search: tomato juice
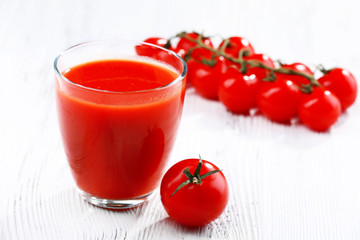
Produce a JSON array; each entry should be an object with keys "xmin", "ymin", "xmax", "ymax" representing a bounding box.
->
[{"xmin": 56, "ymin": 58, "xmax": 186, "ymax": 200}]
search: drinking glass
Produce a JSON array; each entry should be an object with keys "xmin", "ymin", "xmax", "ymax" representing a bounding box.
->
[{"xmin": 54, "ymin": 40, "xmax": 187, "ymax": 209}]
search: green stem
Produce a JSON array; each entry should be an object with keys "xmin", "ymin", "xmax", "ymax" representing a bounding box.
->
[{"xmin": 170, "ymin": 156, "xmax": 222, "ymax": 197}]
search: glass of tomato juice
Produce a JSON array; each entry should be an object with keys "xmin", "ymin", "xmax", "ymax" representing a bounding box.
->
[{"xmin": 54, "ymin": 40, "xmax": 187, "ymax": 209}]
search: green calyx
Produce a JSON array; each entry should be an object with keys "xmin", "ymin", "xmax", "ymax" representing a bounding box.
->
[
  {"xmin": 300, "ymin": 83, "xmax": 314, "ymax": 94},
  {"xmin": 163, "ymin": 40, "xmax": 172, "ymax": 49},
  {"xmin": 170, "ymin": 156, "xmax": 222, "ymax": 197},
  {"xmin": 316, "ymin": 64, "xmax": 332, "ymax": 75},
  {"xmin": 201, "ymin": 55, "xmax": 218, "ymax": 67},
  {"xmin": 263, "ymin": 70, "xmax": 276, "ymax": 82}
]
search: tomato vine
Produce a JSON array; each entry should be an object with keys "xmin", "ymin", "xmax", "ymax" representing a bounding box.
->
[{"xmin": 174, "ymin": 31, "xmax": 320, "ymax": 93}]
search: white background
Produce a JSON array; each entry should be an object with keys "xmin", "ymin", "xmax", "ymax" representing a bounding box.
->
[{"xmin": 1, "ymin": 0, "xmax": 360, "ymax": 239}]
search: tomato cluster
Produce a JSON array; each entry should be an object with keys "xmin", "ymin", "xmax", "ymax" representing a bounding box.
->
[{"xmin": 139, "ymin": 33, "xmax": 357, "ymax": 132}]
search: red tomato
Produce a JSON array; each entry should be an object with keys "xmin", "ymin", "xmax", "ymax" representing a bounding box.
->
[
  {"xmin": 317, "ymin": 68, "xmax": 357, "ymax": 111},
  {"xmin": 136, "ymin": 37, "xmax": 173, "ymax": 56},
  {"xmin": 257, "ymin": 79, "xmax": 302, "ymax": 123},
  {"xmin": 218, "ymin": 58, "xmax": 241, "ymax": 74},
  {"xmin": 244, "ymin": 53, "xmax": 275, "ymax": 81},
  {"xmin": 175, "ymin": 32, "xmax": 213, "ymax": 61},
  {"xmin": 218, "ymin": 36, "xmax": 255, "ymax": 58},
  {"xmin": 298, "ymin": 87, "xmax": 341, "ymax": 131},
  {"xmin": 160, "ymin": 157, "xmax": 229, "ymax": 227},
  {"xmin": 135, "ymin": 37, "xmax": 176, "ymax": 63},
  {"xmin": 143, "ymin": 37, "xmax": 173, "ymax": 49},
  {"xmin": 187, "ymin": 57, "xmax": 224, "ymax": 100},
  {"xmin": 218, "ymin": 67, "xmax": 260, "ymax": 114},
  {"xmin": 276, "ymin": 62, "xmax": 313, "ymax": 86},
  {"xmin": 218, "ymin": 53, "xmax": 274, "ymax": 78}
]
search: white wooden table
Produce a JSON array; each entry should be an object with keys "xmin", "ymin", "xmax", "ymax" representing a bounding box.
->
[{"xmin": 1, "ymin": 0, "xmax": 360, "ymax": 239}]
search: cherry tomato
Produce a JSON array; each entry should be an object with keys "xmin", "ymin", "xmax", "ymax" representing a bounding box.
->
[
  {"xmin": 317, "ymin": 68, "xmax": 357, "ymax": 111},
  {"xmin": 244, "ymin": 53, "xmax": 275, "ymax": 81},
  {"xmin": 160, "ymin": 157, "xmax": 229, "ymax": 227},
  {"xmin": 187, "ymin": 57, "xmax": 223, "ymax": 100},
  {"xmin": 257, "ymin": 79, "xmax": 302, "ymax": 123},
  {"xmin": 175, "ymin": 32, "xmax": 213, "ymax": 61},
  {"xmin": 218, "ymin": 58, "xmax": 241, "ymax": 75},
  {"xmin": 218, "ymin": 53, "xmax": 274, "ymax": 79},
  {"xmin": 218, "ymin": 67, "xmax": 260, "ymax": 114},
  {"xmin": 136, "ymin": 37, "xmax": 173, "ymax": 56},
  {"xmin": 218, "ymin": 36, "xmax": 255, "ymax": 58},
  {"xmin": 276, "ymin": 62, "xmax": 313, "ymax": 86},
  {"xmin": 143, "ymin": 37, "xmax": 173, "ymax": 49},
  {"xmin": 135, "ymin": 37, "xmax": 176, "ymax": 63},
  {"xmin": 298, "ymin": 87, "xmax": 341, "ymax": 131}
]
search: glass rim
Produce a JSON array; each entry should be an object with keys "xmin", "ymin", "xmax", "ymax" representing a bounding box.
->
[{"xmin": 53, "ymin": 39, "xmax": 187, "ymax": 94}]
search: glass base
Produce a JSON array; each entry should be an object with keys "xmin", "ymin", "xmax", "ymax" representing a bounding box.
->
[{"xmin": 78, "ymin": 189, "xmax": 153, "ymax": 210}]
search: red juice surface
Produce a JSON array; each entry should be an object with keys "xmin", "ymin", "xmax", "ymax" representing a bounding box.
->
[{"xmin": 56, "ymin": 59, "xmax": 185, "ymax": 199}]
